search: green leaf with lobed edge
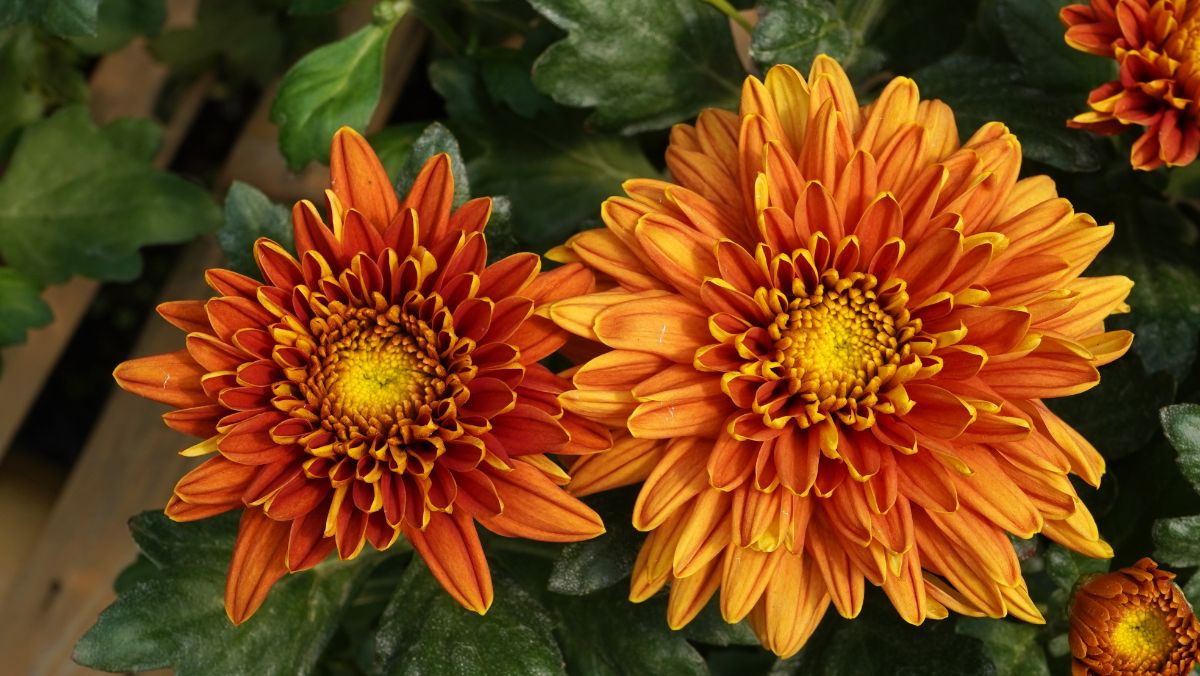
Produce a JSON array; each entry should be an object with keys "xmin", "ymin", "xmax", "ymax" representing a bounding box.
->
[
  {"xmin": 750, "ymin": 0, "xmax": 884, "ymax": 80},
  {"xmin": 271, "ymin": 17, "xmax": 397, "ymax": 169},
  {"xmin": 528, "ymin": 0, "xmax": 744, "ymax": 134},
  {"xmin": 1161, "ymin": 404, "xmax": 1200, "ymax": 494},
  {"xmin": 0, "ymin": 106, "xmax": 220, "ymax": 285},
  {"xmin": 431, "ymin": 56, "xmax": 658, "ymax": 253},
  {"xmin": 74, "ymin": 512, "xmax": 377, "ymax": 676},
  {"xmin": 0, "ymin": 266, "xmax": 51, "ymax": 346},
  {"xmin": 218, "ymin": 182, "xmax": 295, "ymax": 278},
  {"xmin": 915, "ymin": 55, "xmax": 1104, "ymax": 172},
  {"xmin": 373, "ymin": 558, "xmax": 564, "ymax": 675},
  {"xmin": 956, "ymin": 618, "xmax": 1051, "ymax": 676}
]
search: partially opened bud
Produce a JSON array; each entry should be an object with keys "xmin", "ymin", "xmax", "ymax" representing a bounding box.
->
[{"xmin": 1070, "ymin": 558, "xmax": 1200, "ymax": 675}]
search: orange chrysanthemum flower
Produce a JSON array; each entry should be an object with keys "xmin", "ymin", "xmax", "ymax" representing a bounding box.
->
[
  {"xmin": 1062, "ymin": 0, "xmax": 1200, "ymax": 169},
  {"xmin": 552, "ymin": 57, "xmax": 1134, "ymax": 657},
  {"xmin": 1070, "ymin": 558, "xmax": 1200, "ymax": 675},
  {"xmin": 113, "ymin": 128, "xmax": 608, "ymax": 623}
]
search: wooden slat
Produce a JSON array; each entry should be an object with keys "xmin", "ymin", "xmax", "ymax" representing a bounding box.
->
[
  {"xmin": 0, "ymin": 14, "xmax": 425, "ymax": 675},
  {"xmin": 0, "ymin": 0, "xmax": 202, "ymax": 462}
]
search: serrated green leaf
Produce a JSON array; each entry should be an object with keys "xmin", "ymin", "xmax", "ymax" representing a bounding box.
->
[
  {"xmin": 993, "ymin": 0, "xmax": 1113, "ymax": 92},
  {"xmin": 1153, "ymin": 515, "xmax": 1200, "ymax": 567},
  {"xmin": 0, "ymin": 266, "xmax": 51, "ymax": 346},
  {"xmin": 0, "ymin": 106, "xmax": 220, "ymax": 284},
  {"xmin": 480, "ymin": 46, "xmax": 555, "ymax": 119},
  {"xmin": 1161, "ymin": 404, "xmax": 1200, "ymax": 495},
  {"xmin": 218, "ymin": 182, "xmax": 294, "ymax": 278},
  {"xmin": 548, "ymin": 488, "xmax": 642, "ymax": 596},
  {"xmin": 271, "ymin": 20, "xmax": 396, "ymax": 170},
  {"xmin": 71, "ymin": 0, "xmax": 165, "ymax": 54},
  {"xmin": 74, "ymin": 512, "xmax": 377, "ymax": 676},
  {"xmin": 528, "ymin": 0, "xmax": 743, "ymax": 133},
  {"xmin": 750, "ymin": 0, "xmax": 884, "ymax": 80},
  {"xmin": 915, "ymin": 55, "xmax": 1103, "ymax": 172},
  {"xmin": 956, "ymin": 618, "xmax": 1051, "ymax": 676},
  {"xmin": 373, "ymin": 559, "xmax": 564, "ymax": 675},
  {"xmin": 549, "ymin": 588, "xmax": 707, "ymax": 676},
  {"xmin": 431, "ymin": 57, "xmax": 658, "ymax": 253},
  {"xmin": 395, "ymin": 121, "xmax": 470, "ymax": 208}
]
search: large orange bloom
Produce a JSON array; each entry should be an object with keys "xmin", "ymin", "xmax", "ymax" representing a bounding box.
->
[
  {"xmin": 1070, "ymin": 558, "xmax": 1200, "ymax": 675},
  {"xmin": 552, "ymin": 57, "xmax": 1133, "ymax": 657},
  {"xmin": 114, "ymin": 128, "xmax": 607, "ymax": 623},
  {"xmin": 1062, "ymin": 0, "xmax": 1200, "ymax": 169}
]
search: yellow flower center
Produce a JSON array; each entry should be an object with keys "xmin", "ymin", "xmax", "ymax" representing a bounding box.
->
[
  {"xmin": 768, "ymin": 272, "xmax": 906, "ymax": 427},
  {"xmin": 1111, "ymin": 606, "xmax": 1176, "ymax": 667},
  {"xmin": 326, "ymin": 344, "xmax": 433, "ymax": 422},
  {"xmin": 305, "ymin": 302, "xmax": 456, "ymax": 442}
]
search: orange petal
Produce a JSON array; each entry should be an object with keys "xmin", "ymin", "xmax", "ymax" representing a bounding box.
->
[
  {"xmin": 403, "ymin": 509, "xmax": 493, "ymax": 614},
  {"xmin": 750, "ymin": 551, "xmax": 830, "ymax": 658},
  {"xmin": 113, "ymin": 350, "xmax": 209, "ymax": 408},
  {"xmin": 330, "ymin": 126, "xmax": 400, "ymax": 231},
  {"xmin": 225, "ymin": 509, "xmax": 291, "ymax": 624},
  {"xmin": 632, "ymin": 437, "xmax": 711, "ymax": 530},
  {"xmin": 666, "ymin": 556, "xmax": 723, "ymax": 629},
  {"xmin": 174, "ymin": 454, "xmax": 256, "ymax": 507},
  {"xmin": 569, "ymin": 435, "xmax": 664, "ymax": 497},
  {"xmin": 594, "ymin": 294, "xmax": 711, "ymax": 362},
  {"xmin": 720, "ymin": 546, "xmax": 782, "ymax": 622},
  {"xmin": 476, "ymin": 461, "xmax": 605, "ymax": 542}
]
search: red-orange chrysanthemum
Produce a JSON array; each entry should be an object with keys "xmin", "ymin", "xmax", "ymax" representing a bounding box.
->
[
  {"xmin": 114, "ymin": 128, "xmax": 608, "ymax": 623},
  {"xmin": 1070, "ymin": 558, "xmax": 1200, "ymax": 675},
  {"xmin": 1062, "ymin": 0, "xmax": 1200, "ymax": 169},
  {"xmin": 552, "ymin": 57, "xmax": 1134, "ymax": 657}
]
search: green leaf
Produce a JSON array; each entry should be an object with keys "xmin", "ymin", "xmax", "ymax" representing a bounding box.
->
[
  {"xmin": 1095, "ymin": 198, "xmax": 1200, "ymax": 376},
  {"xmin": 271, "ymin": 20, "xmax": 397, "ymax": 170},
  {"xmin": 0, "ymin": 266, "xmax": 51, "ymax": 346},
  {"xmin": 1043, "ymin": 544, "xmax": 1108, "ymax": 595},
  {"xmin": 1153, "ymin": 515, "xmax": 1200, "ymax": 567},
  {"xmin": 431, "ymin": 57, "xmax": 658, "ymax": 253},
  {"xmin": 528, "ymin": 0, "xmax": 744, "ymax": 133},
  {"xmin": 549, "ymin": 588, "xmax": 707, "ymax": 675},
  {"xmin": 992, "ymin": 0, "xmax": 1113, "ymax": 92},
  {"xmin": 0, "ymin": 0, "xmax": 100, "ymax": 37},
  {"xmin": 395, "ymin": 122, "xmax": 471, "ymax": 209},
  {"xmin": 915, "ymin": 55, "xmax": 1103, "ymax": 172},
  {"xmin": 71, "ymin": 0, "xmax": 166, "ymax": 54},
  {"xmin": 682, "ymin": 599, "xmax": 760, "ymax": 647},
  {"xmin": 74, "ymin": 512, "xmax": 377, "ymax": 675},
  {"xmin": 149, "ymin": 0, "xmax": 285, "ymax": 85},
  {"xmin": 0, "ymin": 29, "xmax": 48, "ymax": 159},
  {"xmin": 750, "ymin": 0, "xmax": 884, "ymax": 80},
  {"xmin": 0, "ymin": 106, "xmax": 220, "ymax": 284},
  {"xmin": 956, "ymin": 618, "xmax": 1050, "ymax": 676},
  {"xmin": 480, "ymin": 46, "xmax": 556, "ymax": 119},
  {"xmin": 1161, "ymin": 404, "xmax": 1200, "ymax": 495},
  {"xmin": 290, "ymin": 0, "xmax": 349, "ymax": 14},
  {"xmin": 218, "ymin": 182, "xmax": 294, "ymax": 278},
  {"xmin": 369, "ymin": 122, "xmax": 429, "ymax": 182},
  {"xmin": 1045, "ymin": 353, "xmax": 1174, "ymax": 461},
  {"xmin": 372, "ymin": 559, "xmax": 564, "ymax": 675},
  {"xmin": 547, "ymin": 488, "xmax": 642, "ymax": 596}
]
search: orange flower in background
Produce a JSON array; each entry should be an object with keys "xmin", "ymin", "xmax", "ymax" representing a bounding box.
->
[
  {"xmin": 114, "ymin": 127, "xmax": 607, "ymax": 623},
  {"xmin": 1070, "ymin": 558, "xmax": 1200, "ymax": 675},
  {"xmin": 552, "ymin": 57, "xmax": 1133, "ymax": 657},
  {"xmin": 1062, "ymin": 0, "xmax": 1200, "ymax": 169}
]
